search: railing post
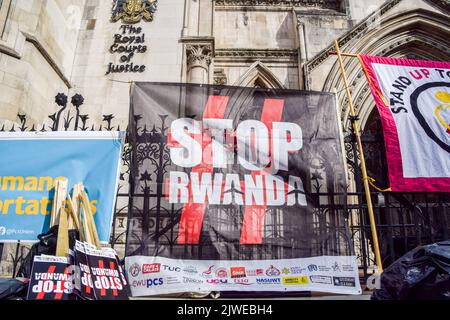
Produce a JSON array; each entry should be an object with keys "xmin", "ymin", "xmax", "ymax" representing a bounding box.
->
[{"xmin": 350, "ymin": 126, "xmax": 369, "ymax": 280}]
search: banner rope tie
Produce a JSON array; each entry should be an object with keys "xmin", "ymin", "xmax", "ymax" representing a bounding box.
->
[{"xmin": 367, "ymin": 176, "xmax": 392, "ymax": 192}]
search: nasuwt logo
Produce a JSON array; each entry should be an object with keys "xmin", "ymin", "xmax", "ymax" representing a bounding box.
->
[{"xmin": 410, "ymin": 83, "xmax": 450, "ymax": 153}]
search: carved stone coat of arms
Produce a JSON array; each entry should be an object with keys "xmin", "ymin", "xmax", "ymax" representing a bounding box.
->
[{"xmin": 111, "ymin": 0, "xmax": 158, "ymax": 23}]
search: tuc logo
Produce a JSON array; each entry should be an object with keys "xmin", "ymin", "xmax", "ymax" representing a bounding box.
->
[
  {"xmin": 142, "ymin": 263, "xmax": 161, "ymax": 274},
  {"xmin": 162, "ymin": 265, "xmax": 181, "ymax": 272}
]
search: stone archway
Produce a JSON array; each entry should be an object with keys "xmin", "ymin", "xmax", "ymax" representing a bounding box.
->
[
  {"xmin": 322, "ymin": 9, "xmax": 450, "ymax": 130},
  {"xmin": 232, "ymin": 61, "xmax": 285, "ymax": 89},
  {"xmin": 321, "ymin": 8, "xmax": 450, "ymax": 269}
]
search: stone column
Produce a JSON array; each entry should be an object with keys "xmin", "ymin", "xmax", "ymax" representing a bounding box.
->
[
  {"xmin": 296, "ymin": 15, "xmax": 308, "ymax": 90},
  {"xmin": 182, "ymin": 38, "xmax": 214, "ymax": 84}
]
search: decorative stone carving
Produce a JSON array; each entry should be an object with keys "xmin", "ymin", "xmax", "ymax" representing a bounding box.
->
[
  {"xmin": 214, "ymin": 0, "xmax": 343, "ymax": 11},
  {"xmin": 214, "ymin": 68, "xmax": 228, "ymax": 85},
  {"xmin": 305, "ymin": 0, "xmax": 402, "ymax": 73},
  {"xmin": 305, "ymin": 0, "xmax": 449, "ymax": 73},
  {"xmin": 111, "ymin": 0, "xmax": 159, "ymax": 24},
  {"xmin": 182, "ymin": 38, "xmax": 215, "ymax": 84},
  {"xmin": 186, "ymin": 44, "xmax": 213, "ymax": 70},
  {"xmin": 215, "ymin": 49, "xmax": 298, "ymax": 63}
]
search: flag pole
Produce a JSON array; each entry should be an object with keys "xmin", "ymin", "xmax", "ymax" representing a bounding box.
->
[{"xmin": 334, "ymin": 39, "xmax": 383, "ymax": 273}]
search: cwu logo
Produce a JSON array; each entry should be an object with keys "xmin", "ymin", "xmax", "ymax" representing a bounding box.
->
[
  {"xmin": 410, "ymin": 83, "xmax": 450, "ymax": 153},
  {"xmin": 111, "ymin": 0, "xmax": 158, "ymax": 24}
]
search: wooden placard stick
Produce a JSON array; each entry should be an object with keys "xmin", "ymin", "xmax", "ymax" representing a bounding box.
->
[
  {"xmin": 66, "ymin": 195, "xmax": 80, "ymax": 231},
  {"xmin": 50, "ymin": 179, "xmax": 68, "ymax": 227},
  {"xmin": 81, "ymin": 191, "xmax": 101, "ymax": 249},
  {"xmin": 73, "ymin": 184, "xmax": 85, "ymax": 240},
  {"xmin": 80, "ymin": 203, "xmax": 93, "ymax": 245},
  {"xmin": 56, "ymin": 208, "xmax": 69, "ymax": 257}
]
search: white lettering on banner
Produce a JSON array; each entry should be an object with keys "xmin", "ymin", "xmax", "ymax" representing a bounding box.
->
[
  {"xmin": 170, "ymin": 118, "xmax": 303, "ymax": 170},
  {"xmin": 169, "ymin": 171, "xmax": 189, "ymax": 204},
  {"xmin": 222, "ymin": 174, "xmax": 243, "ymax": 205},
  {"xmin": 287, "ymin": 176, "xmax": 307, "ymax": 206},
  {"xmin": 272, "ymin": 122, "xmax": 303, "ymax": 171},
  {"xmin": 167, "ymin": 117, "xmax": 307, "ymax": 207},
  {"xmin": 170, "ymin": 118, "xmax": 202, "ymax": 168},
  {"xmin": 168, "ymin": 172, "xmax": 306, "ymax": 206},
  {"xmin": 264, "ymin": 175, "xmax": 286, "ymax": 206},
  {"xmin": 202, "ymin": 119, "xmax": 234, "ymax": 168},
  {"xmin": 190, "ymin": 173, "xmax": 223, "ymax": 205},
  {"xmin": 371, "ymin": 64, "xmax": 450, "ymax": 178},
  {"xmin": 237, "ymin": 120, "xmax": 271, "ymax": 171},
  {"xmin": 32, "ymin": 280, "xmax": 72, "ymax": 295},
  {"xmin": 125, "ymin": 256, "xmax": 362, "ymax": 297},
  {"xmin": 244, "ymin": 174, "xmax": 265, "ymax": 206}
]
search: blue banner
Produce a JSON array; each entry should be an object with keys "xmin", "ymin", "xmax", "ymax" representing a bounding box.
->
[{"xmin": 0, "ymin": 132, "xmax": 124, "ymax": 243}]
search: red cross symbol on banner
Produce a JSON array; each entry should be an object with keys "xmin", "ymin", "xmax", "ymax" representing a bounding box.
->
[
  {"xmin": 167, "ymin": 96, "xmax": 285, "ymax": 245},
  {"xmin": 35, "ymin": 265, "xmax": 71, "ymax": 300}
]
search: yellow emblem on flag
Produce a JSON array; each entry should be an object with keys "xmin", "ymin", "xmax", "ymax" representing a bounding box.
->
[{"xmin": 434, "ymin": 91, "xmax": 450, "ymax": 133}]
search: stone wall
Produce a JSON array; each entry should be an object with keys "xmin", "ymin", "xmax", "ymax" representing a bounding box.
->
[
  {"xmin": 0, "ymin": 0, "xmax": 85, "ymax": 124},
  {"xmin": 1, "ymin": 0, "xmax": 449, "ymax": 278},
  {"xmin": 70, "ymin": 0, "xmax": 185, "ymax": 126}
]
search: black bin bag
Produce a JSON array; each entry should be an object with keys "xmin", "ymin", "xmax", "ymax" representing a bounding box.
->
[
  {"xmin": 0, "ymin": 279, "xmax": 29, "ymax": 300},
  {"xmin": 372, "ymin": 241, "xmax": 450, "ymax": 300},
  {"xmin": 17, "ymin": 226, "xmax": 79, "ymax": 279}
]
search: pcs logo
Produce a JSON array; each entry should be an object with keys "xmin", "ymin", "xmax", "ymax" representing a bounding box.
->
[
  {"xmin": 410, "ymin": 83, "xmax": 450, "ymax": 153},
  {"xmin": 146, "ymin": 278, "xmax": 164, "ymax": 287}
]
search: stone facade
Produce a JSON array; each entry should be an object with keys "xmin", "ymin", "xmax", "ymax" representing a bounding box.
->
[
  {"xmin": 1, "ymin": 0, "xmax": 448, "ymax": 126},
  {"xmin": 0, "ymin": 0, "xmax": 449, "ymax": 277}
]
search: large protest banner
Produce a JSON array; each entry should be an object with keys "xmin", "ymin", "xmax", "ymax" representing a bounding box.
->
[
  {"xmin": 0, "ymin": 132, "xmax": 124, "ymax": 243},
  {"xmin": 359, "ymin": 55, "xmax": 450, "ymax": 192},
  {"xmin": 125, "ymin": 82, "xmax": 361, "ymax": 295}
]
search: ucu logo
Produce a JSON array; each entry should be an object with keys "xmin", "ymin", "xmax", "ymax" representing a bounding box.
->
[{"xmin": 206, "ymin": 279, "xmax": 228, "ymax": 284}]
